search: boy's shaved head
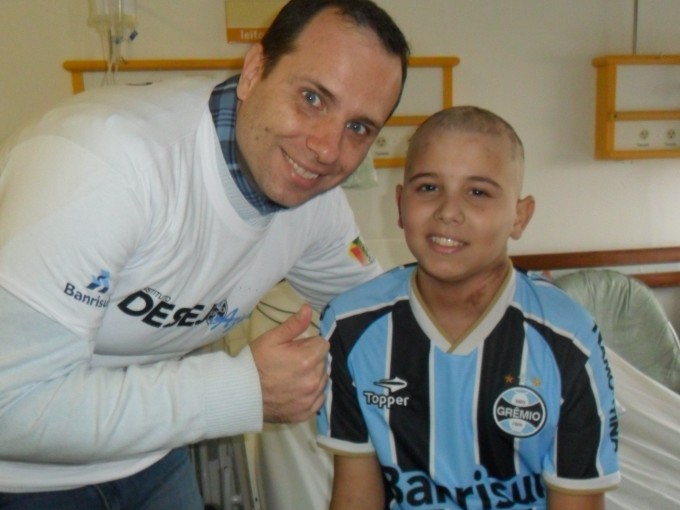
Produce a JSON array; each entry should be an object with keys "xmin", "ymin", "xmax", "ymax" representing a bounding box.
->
[{"xmin": 406, "ymin": 106, "xmax": 525, "ymax": 193}]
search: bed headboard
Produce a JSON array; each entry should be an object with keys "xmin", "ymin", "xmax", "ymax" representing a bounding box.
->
[{"xmin": 510, "ymin": 246, "xmax": 680, "ymax": 288}]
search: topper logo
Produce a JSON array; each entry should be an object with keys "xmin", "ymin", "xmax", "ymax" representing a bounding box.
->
[{"xmin": 363, "ymin": 377, "xmax": 410, "ymax": 409}]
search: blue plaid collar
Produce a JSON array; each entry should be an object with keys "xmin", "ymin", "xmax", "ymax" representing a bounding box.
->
[{"xmin": 209, "ymin": 75, "xmax": 282, "ymax": 215}]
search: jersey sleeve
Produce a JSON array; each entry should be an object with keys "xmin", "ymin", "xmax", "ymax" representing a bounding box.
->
[
  {"xmin": 0, "ymin": 285, "xmax": 262, "ymax": 464},
  {"xmin": 317, "ymin": 303, "xmax": 375, "ymax": 455},
  {"xmin": 543, "ymin": 314, "xmax": 621, "ymax": 493}
]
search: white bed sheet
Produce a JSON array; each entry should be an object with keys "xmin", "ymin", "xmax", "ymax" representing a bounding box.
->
[{"xmin": 606, "ymin": 347, "xmax": 680, "ymax": 510}]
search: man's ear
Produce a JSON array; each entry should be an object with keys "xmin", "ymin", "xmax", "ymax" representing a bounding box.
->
[
  {"xmin": 395, "ymin": 184, "xmax": 404, "ymax": 229},
  {"xmin": 237, "ymin": 43, "xmax": 265, "ymax": 101},
  {"xmin": 510, "ymin": 195, "xmax": 535, "ymax": 240}
]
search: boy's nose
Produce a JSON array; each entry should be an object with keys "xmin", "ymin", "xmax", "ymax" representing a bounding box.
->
[{"xmin": 436, "ymin": 199, "xmax": 464, "ymax": 224}]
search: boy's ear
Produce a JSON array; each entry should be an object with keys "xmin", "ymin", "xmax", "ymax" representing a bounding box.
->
[
  {"xmin": 395, "ymin": 184, "xmax": 404, "ymax": 229},
  {"xmin": 237, "ymin": 43, "xmax": 265, "ymax": 101},
  {"xmin": 510, "ymin": 195, "xmax": 535, "ymax": 240}
]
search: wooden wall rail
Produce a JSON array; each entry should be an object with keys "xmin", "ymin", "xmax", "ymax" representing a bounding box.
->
[
  {"xmin": 510, "ymin": 246, "xmax": 680, "ymax": 288},
  {"xmin": 63, "ymin": 56, "xmax": 459, "ymax": 169},
  {"xmin": 63, "ymin": 58, "xmax": 246, "ymax": 94}
]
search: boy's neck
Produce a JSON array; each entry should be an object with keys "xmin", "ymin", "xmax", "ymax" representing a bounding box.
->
[{"xmin": 414, "ymin": 259, "xmax": 513, "ymax": 347}]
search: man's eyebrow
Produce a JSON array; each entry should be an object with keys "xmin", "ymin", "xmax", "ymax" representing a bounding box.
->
[
  {"xmin": 353, "ymin": 115, "xmax": 381, "ymax": 132},
  {"xmin": 313, "ymin": 80, "xmax": 382, "ymax": 132},
  {"xmin": 405, "ymin": 171, "xmax": 438, "ymax": 183},
  {"xmin": 313, "ymin": 81, "xmax": 336, "ymax": 104}
]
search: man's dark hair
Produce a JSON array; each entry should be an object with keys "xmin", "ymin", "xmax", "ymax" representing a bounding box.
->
[{"xmin": 260, "ymin": 0, "xmax": 410, "ymax": 90}]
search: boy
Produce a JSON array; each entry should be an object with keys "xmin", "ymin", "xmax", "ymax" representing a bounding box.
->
[{"xmin": 317, "ymin": 106, "xmax": 620, "ymax": 509}]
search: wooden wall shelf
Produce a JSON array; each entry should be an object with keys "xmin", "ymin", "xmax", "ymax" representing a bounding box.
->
[{"xmin": 592, "ymin": 54, "xmax": 680, "ymax": 160}]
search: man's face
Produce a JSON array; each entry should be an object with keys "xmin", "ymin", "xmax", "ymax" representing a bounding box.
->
[{"xmin": 235, "ymin": 8, "xmax": 403, "ymax": 208}]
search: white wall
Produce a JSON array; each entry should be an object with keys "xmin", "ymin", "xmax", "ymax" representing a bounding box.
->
[
  {"xmin": 345, "ymin": 0, "xmax": 680, "ymax": 255},
  {"xmin": 0, "ymin": 0, "xmax": 251, "ymax": 142},
  {"xmin": 1, "ymin": 0, "xmax": 679, "ymax": 325}
]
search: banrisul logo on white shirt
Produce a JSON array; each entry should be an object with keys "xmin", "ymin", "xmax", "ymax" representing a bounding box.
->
[
  {"xmin": 63, "ymin": 269, "xmax": 111, "ymax": 308},
  {"xmin": 117, "ymin": 286, "xmax": 243, "ymax": 331},
  {"xmin": 87, "ymin": 269, "xmax": 110, "ymax": 293}
]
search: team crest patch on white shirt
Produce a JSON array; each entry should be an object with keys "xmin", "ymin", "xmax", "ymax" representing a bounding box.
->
[{"xmin": 348, "ymin": 236, "xmax": 374, "ymax": 266}]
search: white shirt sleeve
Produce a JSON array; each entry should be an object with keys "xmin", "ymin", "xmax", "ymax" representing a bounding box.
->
[
  {"xmin": 0, "ymin": 286, "xmax": 262, "ymax": 463},
  {"xmin": 285, "ymin": 189, "xmax": 382, "ymax": 312}
]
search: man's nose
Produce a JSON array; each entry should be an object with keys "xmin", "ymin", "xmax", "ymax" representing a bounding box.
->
[{"xmin": 307, "ymin": 120, "xmax": 343, "ymax": 164}]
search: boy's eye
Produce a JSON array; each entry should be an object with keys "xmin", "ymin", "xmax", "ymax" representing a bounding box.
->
[
  {"xmin": 470, "ymin": 188, "xmax": 488, "ymax": 197},
  {"xmin": 346, "ymin": 121, "xmax": 368, "ymax": 136},
  {"xmin": 417, "ymin": 183, "xmax": 438, "ymax": 192},
  {"xmin": 303, "ymin": 90, "xmax": 321, "ymax": 107}
]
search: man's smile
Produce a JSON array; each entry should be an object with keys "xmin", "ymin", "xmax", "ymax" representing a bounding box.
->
[{"xmin": 284, "ymin": 152, "xmax": 320, "ymax": 181}]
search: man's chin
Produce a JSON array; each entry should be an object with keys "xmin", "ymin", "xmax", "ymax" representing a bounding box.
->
[{"xmin": 267, "ymin": 187, "xmax": 326, "ymax": 209}]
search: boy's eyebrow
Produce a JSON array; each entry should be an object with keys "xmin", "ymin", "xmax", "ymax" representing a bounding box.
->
[
  {"xmin": 467, "ymin": 175, "xmax": 502, "ymax": 189},
  {"xmin": 405, "ymin": 171, "xmax": 434, "ymax": 184},
  {"xmin": 406, "ymin": 173, "xmax": 503, "ymax": 189}
]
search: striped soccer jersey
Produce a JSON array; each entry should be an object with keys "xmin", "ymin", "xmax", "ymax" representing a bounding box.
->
[{"xmin": 317, "ymin": 264, "xmax": 620, "ymax": 510}]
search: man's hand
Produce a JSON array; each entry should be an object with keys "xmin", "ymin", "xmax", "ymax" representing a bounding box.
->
[{"xmin": 250, "ymin": 304, "xmax": 329, "ymax": 423}]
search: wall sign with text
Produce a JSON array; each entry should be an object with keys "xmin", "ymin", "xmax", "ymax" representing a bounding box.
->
[{"xmin": 225, "ymin": 0, "xmax": 286, "ymax": 42}]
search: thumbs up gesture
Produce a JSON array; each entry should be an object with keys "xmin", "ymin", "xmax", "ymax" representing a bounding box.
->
[{"xmin": 250, "ymin": 304, "xmax": 329, "ymax": 423}]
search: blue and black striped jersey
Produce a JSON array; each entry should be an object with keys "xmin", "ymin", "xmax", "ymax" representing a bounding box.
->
[{"xmin": 317, "ymin": 264, "xmax": 620, "ymax": 510}]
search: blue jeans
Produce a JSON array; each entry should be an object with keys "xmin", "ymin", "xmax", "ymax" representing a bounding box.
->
[{"xmin": 0, "ymin": 448, "xmax": 204, "ymax": 510}]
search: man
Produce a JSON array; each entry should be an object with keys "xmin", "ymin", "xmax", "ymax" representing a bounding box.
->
[{"xmin": 0, "ymin": 0, "xmax": 409, "ymax": 507}]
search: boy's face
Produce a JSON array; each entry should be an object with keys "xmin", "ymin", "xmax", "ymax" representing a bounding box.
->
[
  {"xmin": 235, "ymin": 8, "xmax": 403, "ymax": 208},
  {"xmin": 396, "ymin": 130, "xmax": 533, "ymax": 287}
]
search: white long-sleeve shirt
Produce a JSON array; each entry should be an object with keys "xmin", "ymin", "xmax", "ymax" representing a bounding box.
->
[{"xmin": 0, "ymin": 77, "xmax": 380, "ymax": 491}]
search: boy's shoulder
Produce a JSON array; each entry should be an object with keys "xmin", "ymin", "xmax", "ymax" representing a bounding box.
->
[
  {"xmin": 328, "ymin": 263, "xmax": 415, "ymax": 316},
  {"xmin": 514, "ymin": 268, "xmax": 596, "ymax": 330},
  {"xmin": 515, "ymin": 268, "xmax": 575, "ymax": 300}
]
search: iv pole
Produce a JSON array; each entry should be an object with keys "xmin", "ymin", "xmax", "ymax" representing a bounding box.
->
[
  {"xmin": 632, "ymin": 0, "xmax": 639, "ymax": 55},
  {"xmin": 88, "ymin": 0, "xmax": 138, "ymax": 85}
]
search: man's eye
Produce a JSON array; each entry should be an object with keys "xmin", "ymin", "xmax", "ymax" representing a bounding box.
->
[
  {"xmin": 347, "ymin": 121, "xmax": 368, "ymax": 136},
  {"xmin": 303, "ymin": 90, "xmax": 321, "ymax": 107}
]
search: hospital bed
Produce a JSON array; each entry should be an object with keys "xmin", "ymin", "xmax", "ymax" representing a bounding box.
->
[
  {"xmin": 199, "ymin": 246, "xmax": 680, "ymax": 509},
  {"xmin": 513, "ymin": 246, "xmax": 680, "ymax": 509},
  {"xmin": 237, "ymin": 245, "xmax": 680, "ymax": 510}
]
